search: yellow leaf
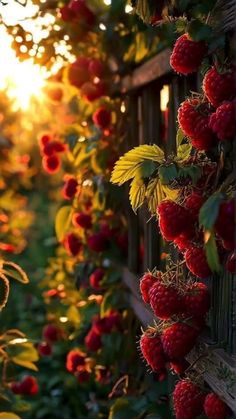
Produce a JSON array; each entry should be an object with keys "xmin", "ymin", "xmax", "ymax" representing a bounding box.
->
[
  {"xmin": 0, "ymin": 274, "xmax": 9, "ymax": 310},
  {"xmin": 129, "ymin": 175, "xmax": 146, "ymax": 213},
  {"xmin": 9, "ymin": 342, "xmax": 39, "ymax": 370},
  {"xmin": 0, "ymin": 413, "xmax": 21, "ymax": 419},
  {"xmin": 11, "ymin": 359, "xmax": 38, "ymax": 371},
  {"xmin": 55, "ymin": 206, "xmax": 72, "ymax": 242},
  {"xmin": 66, "ymin": 306, "xmax": 80, "ymax": 325}
]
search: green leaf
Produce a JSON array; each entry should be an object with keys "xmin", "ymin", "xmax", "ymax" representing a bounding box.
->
[
  {"xmin": 204, "ymin": 231, "xmax": 221, "ymax": 273},
  {"xmin": 109, "ymin": 398, "xmax": 137, "ymax": 419},
  {"xmin": 140, "ymin": 160, "xmax": 157, "ymax": 178},
  {"xmin": 1, "ymin": 262, "xmax": 29, "ymax": 284},
  {"xmin": 176, "ymin": 128, "xmax": 185, "ymax": 148},
  {"xmin": 187, "ymin": 20, "xmax": 212, "ymax": 41},
  {"xmin": 111, "ymin": 145, "xmax": 164, "ymax": 186},
  {"xmin": 177, "ymin": 165, "xmax": 202, "ymax": 184},
  {"xmin": 129, "ymin": 175, "xmax": 146, "ymax": 213},
  {"xmin": 199, "ymin": 192, "xmax": 224, "ymax": 230},
  {"xmin": 158, "ymin": 164, "xmax": 178, "ymax": 185},
  {"xmin": 55, "ymin": 206, "xmax": 72, "ymax": 242}
]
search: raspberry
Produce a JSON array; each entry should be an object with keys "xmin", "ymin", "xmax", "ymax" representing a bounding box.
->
[
  {"xmin": 203, "ymin": 66, "xmax": 236, "ymax": 107},
  {"xmin": 170, "ymin": 34, "xmax": 207, "ymax": 75},
  {"xmin": 185, "ymin": 192, "xmax": 206, "ymax": 218},
  {"xmin": 81, "ymin": 81, "xmax": 107, "ymax": 102},
  {"xmin": 64, "ymin": 232, "xmax": 82, "ymax": 257},
  {"xmin": 52, "ymin": 141, "xmax": 66, "ymax": 153},
  {"xmin": 39, "ymin": 134, "xmax": 51, "ymax": 148},
  {"xmin": 87, "ymin": 232, "xmax": 108, "ymax": 252},
  {"xmin": 214, "ymin": 199, "xmax": 235, "ymax": 243},
  {"xmin": 226, "ymin": 251, "xmax": 236, "ymax": 274},
  {"xmin": 42, "ymin": 141, "xmax": 55, "ymax": 157},
  {"xmin": 20, "ymin": 376, "xmax": 39, "ymax": 396},
  {"xmin": 38, "ymin": 341, "xmax": 52, "ymax": 357},
  {"xmin": 222, "ymin": 239, "xmax": 234, "ymax": 251},
  {"xmin": 69, "ymin": 0, "xmax": 95, "ymax": 27},
  {"xmin": 161, "ymin": 322, "xmax": 199, "ymax": 359},
  {"xmin": 93, "ymin": 311, "xmax": 121, "ymax": 334},
  {"xmin": 88, "ymin": 59, "xmax": 104, "ymax": 78},
  {"xmin": 204, "ymin": 393, "xmax": 231, "ymax": 419},
  {"xmin": 139, "ymin": 332, "xmax": 166, "ymax": 373},
  {"xmin": 174, "ymin": 236, "xmax": 192, "ymax": 252},
  {"xmin": 185, "ymin": 246, "xmax": 212, "ymax": 279},
  {"xmin": 89, "ymin": 268, "xmax": 105, "ymax": 289},
  {"xmin": 169, "ymin": 359, "xmax": 189, "ymax": 374},
  {"xmin": 59, "ymin": 5, "xmax": 74, "ymax": 21},
  {"xmin": 66, "ymin": 349, "xmax": 86, "ymax": 373},
  {"xmin": 209, "ymin": 102, "xmax": 236, "ymax": 141},
  {"xmin": 72, "ymin": 212, "xmax": 92, "ymax": 229},
  {"xmin": 178, "ymin": 99, "xmax": 215, "ymax": 150},
  {"xmin": 184, "ymin": 282, "xmax": 210, "ymax": 318},
  {"xmin": 68, "ymin": 57, "xmax": 90, "ymax": 89},
  {"xmin": 157, "ymin": 200, "xmax": 195, "ymax": 241},
  {"xmin": 62, "ymin": 177, "xmax": 78, "ymax": 200},
  {"xmin": 149, "ymin": 281, "xmax": 183, "ymax": 320},
  {"xmin": 42, "ymin": 155, "xmax": 61, "ymax": 174},
  {"xmin": 85, "ymin": 327, "xmax": 102, "ymax": 352},
  {"xmin": 93, "ymin": 107, "xmax": 111, "ymax": 130},
  {"xmin": 11, "ymin": 382, "xmax": 22, "ymax": 395},
  {"xmin": 173, "ymin": 379, "xmax": 205, "ymax": 419},
  {"xmin": 43, "ymin": 324, "xmax": 61, "ymax": 343},
  {"xmin": 140, "ymin": 272, "xmax": 160, "ymax": 304},
  {"xmin": 76, "ymin": 367, "xmax": 91, "ymax": 383}
]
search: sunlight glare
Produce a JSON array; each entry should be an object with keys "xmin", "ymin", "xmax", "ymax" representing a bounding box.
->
[{"xmin": 0, "ymin": 26, "xmax": 47, "ymax": 110}]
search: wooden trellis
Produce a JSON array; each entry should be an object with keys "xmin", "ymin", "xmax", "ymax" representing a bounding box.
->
[{"xmin": 120, "ymin": 48, "xmax": 236, "ymax": 414}]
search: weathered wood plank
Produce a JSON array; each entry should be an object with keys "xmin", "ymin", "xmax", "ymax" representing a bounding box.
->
[{"xmin": 121, "ymin": 49, "xmax": 172, "ymax": 93}]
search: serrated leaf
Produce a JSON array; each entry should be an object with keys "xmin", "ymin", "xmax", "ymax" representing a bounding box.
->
[
  {"xmin": 176, "ymin": 128, "xmax": 185, "ymax": 148},
  {"xmin": 146, "ymin": 177, "xmax": 161, "ymax": 214},
  {"xmin": 129, "ymin": 175, "xmax": 146, "ymax": 213},
  {"xmin": 55, "ymin": 206, "xmax": 72, "ymax": 242},
  {"xmin": 0, "ymin": 274, "xmax": 9, "ymax": 310},
  {"xmin": 162, "ymin": 185, "xmax": 179, "ymax": 201},
  {"xmin": 158, "ymin": 164, "xmax": 178, "ymax": 185},
  {"xmin": 199, "ymin": 192, "xmax": 224, "ymax": 230},
  {"xmin": 0, "ymin": 414, "xmax": 21, "ymax": 419},
  {"xmin": 111, "ymin": 145, "xmax": 164, "ymax": 186},
  {"xmin": 204, "ymin": 231, "xmax": 221, "ymax": 273},
  {"xmin": 1, "ymin": 262, "xmax": 29, "ymax": 284}
]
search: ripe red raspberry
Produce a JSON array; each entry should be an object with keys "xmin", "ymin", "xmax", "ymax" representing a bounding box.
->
[
  {"xmin": 222, "ymin": 239, "xmax": 234, "ymax": 251},
  {"xmin": 170, "ymin": 34, "xmax": 207, "ymax": 75},
  {"xmin": 185, "ymin": 246, "xmax": 212, "ymax": 279},
  {"xmin": 149, "ymin": 281, "xmax": 183, "ymax": 320},
  {"xmin": 11, "ymin": 381, "xmax": 23, "ymax": 395},
  {"xmin": 72, "ymin": 212, "xmax": 92, "ymax": 229},
  {"xmin": 88, "ymin": 59, "xmax": 104, "ymax": 78},
  {"xmin": 39, "ymin": 134, "xmax": 51, "ymax": 148},
  {"xmin": 183, "ymin": 282, "xmax": 210, "ymax": 318},
  {"xmin": 76, "ymin": 367, "xmax": 91, "ymax": 383},
  {"xmin": 52, "ymin": 141, "xmax": 66, "ymax": 153},
  {"xmin": 209, "ymin": 102, "xmax": 236, "ymax": 141},
  {"xmin": 161, "ymin": 322, "xmax": 199, "ymax": 359},
  {"xmin": 214, "ymin": 199, "xmax": 235, "ymax": 243},
  {"xmin": 20, "ymin": 376, "xmax": 39, "ymax": 396},
  {"xmin": 64, "ymin": 232, "xmax": 82, "ymax": 257},
  {"xmin": 178, "ymin": 99, "xmax": 215, "ymax": 150},
  {"xmin": 68, "ymin": 57, "xmax": 90, "ymax": 89},
  {"xmin": 38, "ymin": 341, "xmax": 52, "ymax": 357},
  {"xmin": 139, "ymin": 332, "xmax": 166, "ymax": 373},
  {"xmin": 174, "ymin": 236, "xmax": 192, "ymax": 252},
  {"xmin": 81, "ymin": 81, "xmax": 107, "ymax": 102},
  {"xmin": 59, "ymin": 5, "xmax": 74, "ymax": 21},
  {"xmin": 42, "ymin": 141, "xmax": 55, "ymax": 156},
  {"xmin": 93, "ymin": 311, "xmax": 121, "ymax": 334},
  {"xmin": 89, "ymin": 268, "xmax": 105, "ymax": 289},
  {"xmin": 66, "ymin": 349, "xmax": 86, "ymax": 373},
  {"xmin": 85, "ymin": 327, "xmax": 102, "ymax": 352},
  {"xmin": 69, "ymin": 0, "xmax": 95, "ymax": 27},
  {"xmin": 169, "ymin": 359, "xmax": 189, "ymax": 374},
  {"xmin": 203, "ymin": 66, "xmax": 236, "ymax": 107},
  {"xmin": 42, "ymin": 155, "xmax": 61, "ymax": 174},
  {"xmin": 185, "ymin": 192, "xmax": 206, "ymax": 219},
  {"xmin": 140, "ymin": 272, "xmax": 160, "ymax": 304},
  {"xmin": 87, "ymin": 232, "xmax": 108, "ymax": 253},
  {"xmin": 157, "ymin": 200, "xmax": 195, "ymax": 241},
  {"xmin": 204, "ymin": 393, "xmax": 231, "ymax": 419},
  {"xmin": 43, "ymin": 324, "xmax": 61, "ymax": 343},
  {"xmin": 173, "ymin": 379, "xmax": 205, "ymax": 419},
  {"xmin": 226, "ymin": 251, "xmax": 236, "ymax": 274},
  {"xmin": 62, "ymin": 177, "xmax": 78, "ymax": 200},
  {"xmin": 93, "ymin": 107, "xmax": 111, "ymax": 130}
]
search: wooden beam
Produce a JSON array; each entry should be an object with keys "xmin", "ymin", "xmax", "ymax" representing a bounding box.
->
[{"xmin": 120, "ymin": 49, "xmax": 172, "ymax": 93}]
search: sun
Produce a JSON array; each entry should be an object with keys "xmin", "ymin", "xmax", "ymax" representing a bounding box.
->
[{"xmin": 0, "ymin": 25, "xmax": 47, "ymax": 111}]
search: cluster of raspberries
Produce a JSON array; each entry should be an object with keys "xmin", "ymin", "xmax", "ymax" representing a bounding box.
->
[
  {"xmin": 170, "ymin": 34, "xmax": 235, "ymax": 150},
  {"xmin": 39, "ymin": 133, "xmax": 67, "ymax": 174}
]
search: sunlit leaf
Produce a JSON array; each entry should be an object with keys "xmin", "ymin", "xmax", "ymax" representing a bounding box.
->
[
  {"xmin": 1, "ymin": 262, "xmax": 29, "ymax": 284},
  {"xmin": 55, "ymin": 206, "xmax": 72, "ymax": 242},
  {"xmin": 9, "ymin": 342, "xmax": 39, "ymax": 371},
  {"xmin": 0, "ymin": 274, "xmax": 9, "ymax": 309},
  {"xmin": 146, "ymin": 177, "xmax": 160, "ymax": 214},
  {"xmin": 0, "ymin": 413, "xmax": 21, "ymax": 419},
  {"xmin": 129, "ymin": 175, "xmax": 146, "ymax": 213},
  {"xmin": 199, "ymin": 192, "xmax": 224, "ymax": 230},
  {"xmin": 66, "ymin": 306, "xmax": 80, "ymax": 325}
]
